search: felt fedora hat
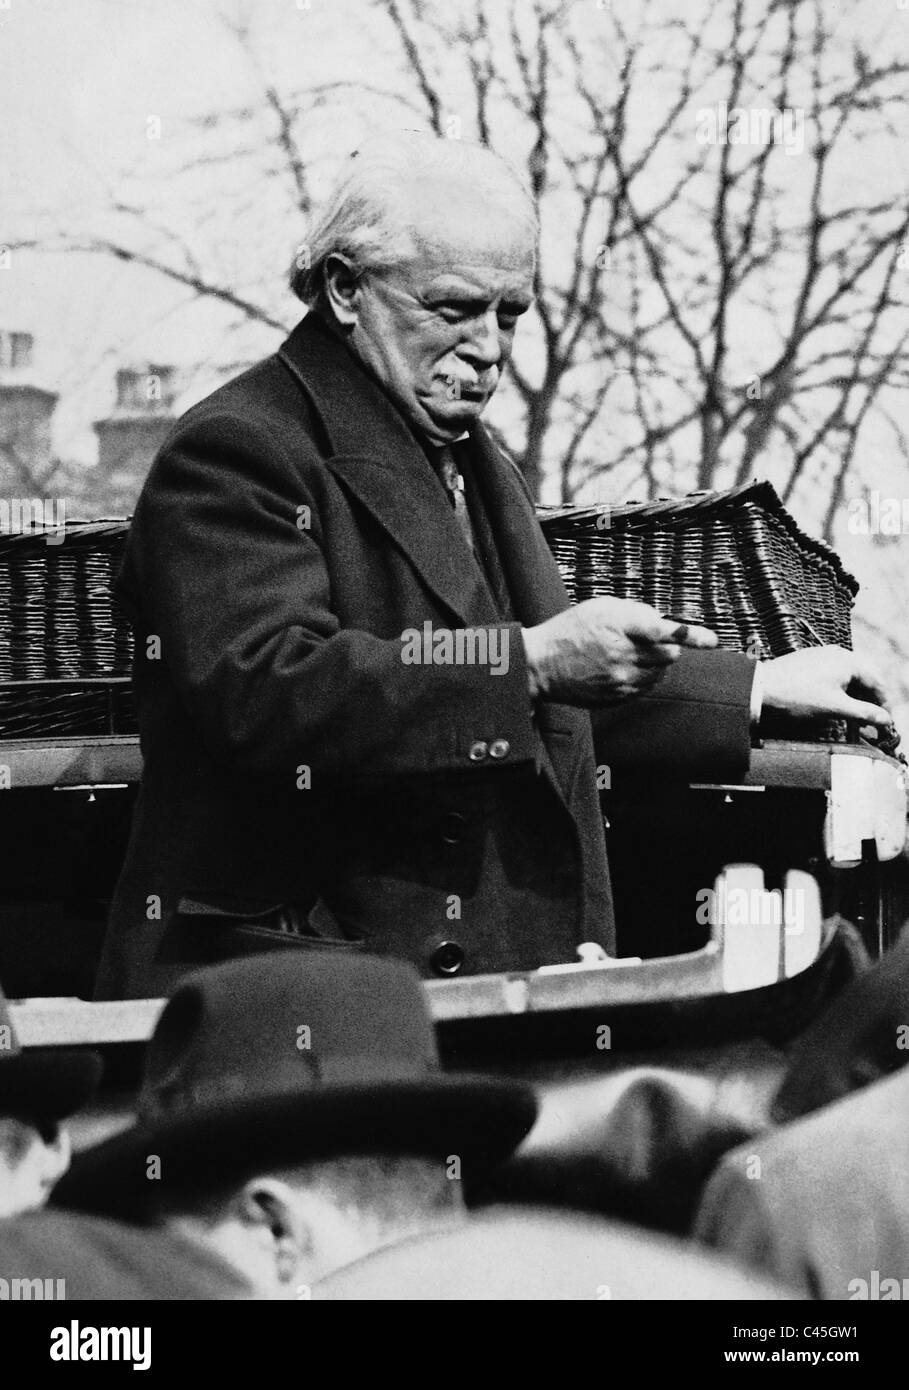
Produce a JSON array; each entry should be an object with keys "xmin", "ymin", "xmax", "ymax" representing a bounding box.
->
[
  {"xmin": 0, "ymin": 984, "xmax": 102, "ymax": 1123},
  {"xmin": 53, "ymin": 952, "xmax": 537, "ymax": 1217}
]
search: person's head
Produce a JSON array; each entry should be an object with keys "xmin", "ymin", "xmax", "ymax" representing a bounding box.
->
[
  {"xmin": 0, "ymin": 1114, "xmax": 71, "ymax": 1218},
  {"xmin": 291, "ymin": 130, "xmax": 538, "ymax": 445},
  {"xmin": 0, "ymin": 983, "xmax": 102, "ymax": 1217},
  {"xmin": 154, "ymin": 1150, "xmax": 465, "ymax": 1298},
  {"xmin": 51, "ymin": 953, "xmax": 538, "ymax": 1286}
]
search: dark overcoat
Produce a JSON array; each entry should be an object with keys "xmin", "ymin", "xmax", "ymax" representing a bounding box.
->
[{"xmin": 95, "ymin": 313, "xmax": 754, "ymax": 998}]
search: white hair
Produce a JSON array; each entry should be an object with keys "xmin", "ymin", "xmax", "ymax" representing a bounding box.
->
[{"xmin": 290, "ymin": 129, "xmax": 538, "ymax": 306}]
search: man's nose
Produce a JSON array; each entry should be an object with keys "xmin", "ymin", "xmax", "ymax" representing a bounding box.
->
[{"xmin": 460, "ymin": 310, "xmax": 503, "ymax": 370}]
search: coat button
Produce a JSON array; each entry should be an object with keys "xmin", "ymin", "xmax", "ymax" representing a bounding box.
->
[
  {"xmin": 439, "ymin": 811, "xmax": 468, "ymax": 845},
  {"xmin": 489, "ymin": 738, "xmax": 510, "ymax": 759},
  {"xmin": 429, "ymin": 939, "xmax": 465, "ymax": 976},
  {"xmin": 468, "ymin": 740, "xmax": 488, "ymax": 762}
]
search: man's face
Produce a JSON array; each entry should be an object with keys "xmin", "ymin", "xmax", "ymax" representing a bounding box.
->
[
  {"xmin": 338, "ymin": 190, "xmax": 535, "ymax": 446},
  {"xmin": 0, "ymin": 1116, "xmax": 70, "ymax": 1216}
]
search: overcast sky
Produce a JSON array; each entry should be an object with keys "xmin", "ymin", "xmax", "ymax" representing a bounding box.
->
[
  {"xmin": 2, "ymin": 0, "xmax": 409, "ymax": 458},
  {"xmin": 3, "ymin": 0, "xmax": 905, "ymax": 460}
]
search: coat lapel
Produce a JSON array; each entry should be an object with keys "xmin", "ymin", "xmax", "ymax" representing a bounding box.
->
[
  {"xmin": 467, "ymin": 426, "xmax": 572, "ymax": 625},
  {"xmin": 278, "ymin": 315, "xmax": 500, "ymax": 627},
  {"xmin": 326, "ymin": 452, "xmax": 501, "ymax": 626}
]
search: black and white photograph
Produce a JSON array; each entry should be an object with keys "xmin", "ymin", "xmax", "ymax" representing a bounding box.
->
[{"xmin": 1, "ymin": 0, "xmax": 909, "ymax": 1338}]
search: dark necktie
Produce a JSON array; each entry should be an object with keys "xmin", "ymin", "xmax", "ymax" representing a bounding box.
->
[
  {"xmin": 425, "ymin": 438, "xmax": 515, "ymax": 620},
  {"xmin": 430, "ymin": 443, "xmax": 475, "ymax": 555}
]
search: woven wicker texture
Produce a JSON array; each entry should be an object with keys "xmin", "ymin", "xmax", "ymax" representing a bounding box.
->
[
  {"xmin": 0, "ymin": 520, "xmax": 135, "ymax": 738},
  {"xmin": 0, "ymin": 488, "xmax": 869, "ymax": 744},
  {"xmin": 538, "ymin": 481, "xmax": 857, "ymax": 661}
]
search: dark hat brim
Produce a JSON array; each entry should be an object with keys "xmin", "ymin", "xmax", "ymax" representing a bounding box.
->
[
  {"xmin": 51, "ymin": 1073, "xmax": 538, "ymax": 1219},
  {"xmin": 0, "ymin": 1049, "xmax": 103, "ymax": 1123}
]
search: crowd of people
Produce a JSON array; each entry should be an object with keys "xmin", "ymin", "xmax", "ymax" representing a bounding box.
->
[{"xmin": 3, "ymin": 934, "xmax": 909, "ymax": 1298}]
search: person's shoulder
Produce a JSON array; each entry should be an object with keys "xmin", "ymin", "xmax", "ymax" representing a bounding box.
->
[
  {"xmin": 134, "ymin": 352, "xmax": 326, "ymax": 510},
  {"xmin": 172, "ymin": 352, "xmax": 318, "ymax": 448},
  {"xmin": 0, "ymin": 1210, "xmax": 251, "ymax": 1300}
]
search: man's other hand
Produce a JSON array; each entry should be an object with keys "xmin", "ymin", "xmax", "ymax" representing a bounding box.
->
[
  {"xmin": 761, "ymin": 646, "xmax": 892, "ymax": 729},
  {"xmin": 772, "ymin": 926, "xmax": 909, "ymax": 1123},
  {"xmin": 522, "ymin": 597, "xmax": 718, "ymax": 706}
]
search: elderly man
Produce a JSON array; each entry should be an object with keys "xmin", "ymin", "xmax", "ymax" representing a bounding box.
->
[
  {"xmin": 0, "ymin": 980, "xmax": 101, "ymax": 1216},
  {"xmin": 94, "ymin": 130, "xmax": 890, "ymax": 998}
]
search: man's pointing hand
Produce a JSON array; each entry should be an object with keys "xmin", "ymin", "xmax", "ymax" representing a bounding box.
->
[{"xmin": 522, "ymin": 597, "xmax": 718, "ymax": 706}]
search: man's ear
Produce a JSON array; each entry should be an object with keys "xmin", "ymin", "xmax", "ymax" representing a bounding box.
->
[
  {"xmin": 323, "ymin": 253, "xmax": 363, "ymax": 328},
  {"xmin": 235, "ymin": 1177, "xmax": 310, "ymax": 1289},
  {"xmin": 42, "ymin": 1122, "xmax": 71, "ymax": 1187}
]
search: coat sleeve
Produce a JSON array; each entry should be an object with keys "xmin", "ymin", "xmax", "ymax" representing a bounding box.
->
[
  {"xmin": 125, "ymin": 413, "xmax": 539, "ymax": 783},
  {"xmin": 589, "ymin": 649, "xmax": 756, "ymax": 779}
]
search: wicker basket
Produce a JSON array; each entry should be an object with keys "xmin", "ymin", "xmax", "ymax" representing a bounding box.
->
[
  {"xmin": 538, "ymin": 482, "xmax": 864, "ymax": 744},
  {"xmin": 0, "ymin": 488, "xmax": 875, "ymax": 746},
  {"xmin": 0, "ymin": 520, "xmax": 136, "ymax": 738},
  {"xmin": 538, "ymin": 482, "xmax": 857, "ymax": 656}
]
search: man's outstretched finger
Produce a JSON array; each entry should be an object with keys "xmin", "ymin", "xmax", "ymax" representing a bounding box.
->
[
  {"xmin": 835, "ymin": 697, "xmax": 893, "ymax": 730},
  {"xmin": 668, "ymin": 622, "xmax": 718, "ymax": 650},
  {"xmin": 626, "ymin": 616, "xmax": 718, "ymax": 648},
  {"xmin": 623, "ymin": 614, "xmax": 676, "ymax": 645}
]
